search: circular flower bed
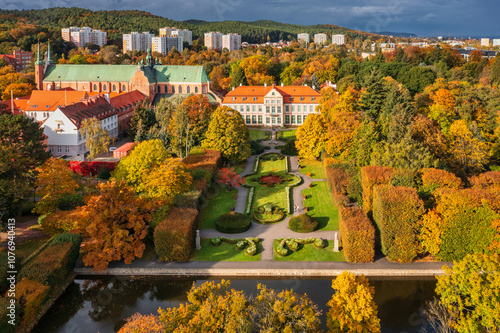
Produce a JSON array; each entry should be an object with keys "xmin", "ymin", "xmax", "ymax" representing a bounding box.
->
[
  {"xmin": 260, "ymin": 174, "xmax": 285, "ymax": 186},
  {"xmin": 253, "ymin": 204, "xmax": 285, "ymax": 223},
  {"xmin": 260, "ymin": 152, "xmax": 284, "ymax": 161},
  {"xmin": 215, "ymin": 212, "xmax": 252, "ymax": 234}
]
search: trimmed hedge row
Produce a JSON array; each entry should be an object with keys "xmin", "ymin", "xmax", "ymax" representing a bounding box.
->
[
  {"xmin": 324, "ymin": 158, "xmax": 362, "ymax": 206},
  {"xmin": 289, "ymin": 214, "xmax": 319, "ymax": 233},
  {"xmin": 372, "ymin": 185, "xmax": 424, "ymax": 263},
  {"xmin": 470, "ymin": 171, "xmax": 500, "ymax": 189},
  {"xmin": 211, "ymin": 237, "xmax": 260, "ymax": 256},
  {"xmin": 339, "ymin": 206, "xmax": 375, "ymax": 263},
  {"xmin": 421, "ymin": 168, "xmax": 462, "ymax": 193},
  {"xmin": 68, "ymin": 161, "xmax": 117, "ymax": 176},
  {"xmin": 361, "ymin": 166, "xmax": 394, "ymax": 215},
  {"xmin": 215, "ymin": 212, "xmax": 252, "ymax": 234},
  {"xmin": 182, "ymin": 149, "xmax": 222, "ymax": 175},
  {"xmin": 275, "ymin": 237, "xmax": 325, "ymax": 257},
  {"xmin": 154, "ymin": 207, "xmax": 198, "ymax": 262}
]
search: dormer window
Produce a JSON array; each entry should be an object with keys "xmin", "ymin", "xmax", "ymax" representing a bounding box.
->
[
  {"xmin": 312, "ymin": 97, "xmax": 315, "ymax": 101},
  {"xmin": 243, "ymin": 97, "xmax": 247, "ymax": 101},
  {"xmin": 253, "ymin": 97, "xmax": 257, "ymax": 101},
  {"xmin": 300, "ymin": 97, "xmax": 304, "ymax": 101},
  {"xmin": 289, "ymin": 97, "xmax": 294, "ymax": 101},
  {"xmin": 232, "ymin": 97, "xmax": 236, "ymax": 101}
]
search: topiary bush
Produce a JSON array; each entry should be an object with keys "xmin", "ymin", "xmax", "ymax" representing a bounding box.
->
[
  {"xmin": 288, "ymin": 214, "xmax": 319, "ymax": 233},
  {"xmin": 339, "ymin": 206, "xmax": 375, "ymax": 263},
  {"xmin": 215, "ymin": 212, "xmax": 252, "ymax": 234}
]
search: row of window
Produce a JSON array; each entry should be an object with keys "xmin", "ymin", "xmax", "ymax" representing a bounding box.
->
[
  {"xmin": 49, "ymin": 146, "xmax": 70, "ymax": 154},
  {"xmin": 227, "ymin": 104, "xmax": 316, "ymax": 113},
  {"xmin": 244, "ymin": 114, "xmax": 308, "ymax": 125},
  {"xmin": 232, "ymin": 96, "xmax": 316, "ymax": 102}
]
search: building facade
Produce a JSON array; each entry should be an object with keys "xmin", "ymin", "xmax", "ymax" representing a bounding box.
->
[
  {"xmin": 0, "ymin": 49, "xmax": 32, "ymax": 72},
  {"xmin": 332, "ymin": 34, "xmax": 345, "ymax": 45},
  {"xmin": 23, "ymin": 89, "xmax": 89, "ymax": 123},
  {"xmin": 62, "ymin": 27, "xmax": 107, "ymax": 48},
  {"xmin": 160, "ymin": 27, "xmax": 193, "ymax": 45},
  {"xmin": 109, "ymin": 90, "xmax": 146, "ymax": 134},
  {"xmin": 493, "ymin": 39, "xmax": 500, "ymax": 47},
  {"xmin": 222, "ymin": 33, "xmax": 242, "ymax": 51},
  {"xmin": 297, "ymin": 33, "xmax": 310, "ymax": 44},
  {"xmin": 314, "ymin": 33, "xmax": 328, "ymax": 45},
  {"xmin": 151, "ymin": 36, "xmax": 183, "ymax": 54},
  {"xmin": 204, "ymin": 32, "xmax": 224, "ymax": 50},
  {"xmin": 481, "ymin": 38, "xmax": 490, "ymax": 47},
  {"xmin": 222, "ymin": 85, "xmax": 321, "ymax": 127},
  {"xmin": 123, "ymin": 32, "xmax": 154, "ymax": 53}
]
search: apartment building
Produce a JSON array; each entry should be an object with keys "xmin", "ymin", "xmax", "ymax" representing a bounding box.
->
[
  {"xmin": 493, "ymin": 39, "xmax": 500, "ymax": 47},
  {"xmin": 204, "ymin": 32, "xmax": 224, "ymax": 50},
  {"xmin": 332, "ymin": 34, "xmax": 345, "ymax": 45},
  {"xmin": 314, "ymin": 33, "xmax": 328, "ymax": 45},
  {"xmin": 0, "ymin": 49, "xmax": 32, "ymax": 71},
  {"xmin": 222, "ymin": 84, "xmax": 321, "ymax": 127},
  {"xmin": 481, "ymin": 38, "xmax": 490, "ymax": 47},
  {"xmin": 123, "ymin": 32, "xmax": 154, "ymax": 53},
  {"xmin": 222, "ymin": 33, "xmax": 242, "ymax": 51},
  {"xmin": 151, "ymin": 36, "xmax": 184, "ymax": 54},
  {"xmin": 159, "ymin": 27, "xmax": 193, "ymax": 45},
  {"xmin": 297, "ymin": 33, "xmax": 310, "ymax": 44},
  {"xmin": 61, "ymin": 27, "xmax": 107, "ymax": 48}
]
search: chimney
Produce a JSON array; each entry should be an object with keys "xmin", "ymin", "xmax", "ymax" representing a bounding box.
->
[
  {"xmin": 281, "ymin": 82, "xmax": 284, "ymax": 87},
  {"xmin": 104, "ymin": 93, "xmax": 110, "ymax": 104},
  {"xmin": 313, "ymin": 86, "xmax": 316, "ymax": 90},
  {"xmin": 232, "ymin": 87, "xmax": 235, "ymax": 91},
  {"xmin": 239, "ymin": 83, "xmax": 242, "ymax": 86},
  {"xmin": 264, "ymin": 83, "xmax": 267, "ymax": 87}
]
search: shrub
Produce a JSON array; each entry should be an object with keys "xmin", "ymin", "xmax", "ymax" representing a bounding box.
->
[
  {"xmin": 49, "ymin": 232, "xmax": 83, "ymax": 270},
  {"xmin": 150, "ymin": 204, "xmax": 171, "ymax": 229},
  {"xmin": 0, "ymin": 296, "xmax": 19, "ymax": 333},
  {"xmin": 20, "ymin": 200, "xmax": 36, "ymax": 215},
  {"xmin": 68, "ymin": 161, "xmax": 117, "ymax": 176},
  {"xmin": 280, "ymin": 139, "xmax": 298, "ymax": 156},
  {"xmin": 215, "ymin": 212, "xmax": 252, "ymax": 234},
  {"xmin": 189, "ymin": 168, "xmax": 213, "ymax": 181},
  {"xmin": 421, "ymin": 168, "xmax": 462, "ymax": 193},
  {"xmin": 250, "ymin": 140, "xmax": 265, "ymax": 155},
  {"xmin": 97, "ymin": 167, "xmax": 112, "ymax": 180},
  {"xmin": 56, "ymin": 193, "xmax": 84, "ymax": 211},
  {"xmin": 40, "ymin": 210, "xmax": 82, "ymax": 235},
  {"xmin": 154, "ymin": 207, "xmax": 198, "ymax": 262},
  {"xmin": 339, "ymin": 206, "xmax": 375, "ymax": 263},
  {"xmin": 325, "ymin": 159, "xmax": 362, "ymax": 205},
  {"xmin": 173, "ymin": 190, "xmax": 203, "ymax": 209},
  {"xmin": 470, "ymin": 171, "xmax": 500, "ymax": 189},
  {"xmin": 15, "ymin": 278, "xmax": 50, "ymax": 328},
  {"xmin": 245, "ymin": 187, "xmax": 255, "ymax": 215},
  {"xmin": 288, "ymin": 214, "xmax": 319, "ymax": 233},
  {"xmin": 372, "ymin": 185, "xmax": 424, "ymax": 263},
  {"xmin": 361, "ymin": 166, "xmax": 394, "ymax": 214}
]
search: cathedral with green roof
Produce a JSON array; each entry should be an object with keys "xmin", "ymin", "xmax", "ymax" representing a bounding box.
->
[{"xmin": 35, "ymin": 47, "xmax": 219, "ymax": 103}]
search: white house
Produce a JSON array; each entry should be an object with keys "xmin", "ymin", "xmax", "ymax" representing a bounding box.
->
[
  {"xmin": 42, "ymin": 95, "xmax": 118, "ymax": 157},
  {"xmin": 23, "ymin": 89, "xmax": 89, "ymax": 123}
]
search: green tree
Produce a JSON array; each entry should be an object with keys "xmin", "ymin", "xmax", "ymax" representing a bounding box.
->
[
  {"xmin": 436, "ymin": 253, "xmax": 500, "ymax": 332},
  {"xmin": 129, "ymin": 99, "xmax": 156, "ymax": 141},
  {"xmin": 295, "ymin": 113, "xmax": 327, "ymax": 159},
  {"xmin": 280, "ymin": 62, "xmax": 303, "ymax": 86},
  {"xmin": 327, "ymin": 272, "xmax": 381, "ymax": 333},
  {"xmin": 80, "ymin": 117, "xmax": 112, "ymax": 160},
  {"xmin": 490, "ymin": 56, "xmax": 500, "ymax": 85},
  {"xmin": 202, "ymin": 106, "xmax": 251, "ymax": 163},
  {"xmin": 231, "ymin": 66, "xmax": 248, "ymax": 88},
  {"xmin": 359, "ymin": 69, "xmax": 386, "ymax": 121}
]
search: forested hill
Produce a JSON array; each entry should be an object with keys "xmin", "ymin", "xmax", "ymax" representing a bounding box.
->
[{"xmin": 0, "ymin": 7, "xmax": 378, "ymax": 45}]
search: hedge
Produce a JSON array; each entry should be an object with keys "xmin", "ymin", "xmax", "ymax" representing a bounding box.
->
[
  {"xmin": 339, "ymin": 206, "xmax": 375, "ymax": 263},
  {"xmin": 361, "ymin": 166, "xmax": 394, "ymax": 215},
  {"xmin": 245, "ymin": 186, "xmax": 255, "ymax": 215},
  {"xmin": 182, "ymin": 149, "xmax": 222, "ymax": 175},
  {"xmin": 0, "ymin": 296, "xmax": 18, "ymax": 333},
  {"xmin": 56, "ymin": 193, "xmax": 85, "ymax": 211},
  {"xmin": 372, "ymin": 185, "xmax": 424, "ymax": 263},
  {"xmin": 289, "ymin": 214, "xmax": 319, "ymax": 233},
  {"xmin": 215, "ymin": 212, "xmax": 252, "ymax": 234},
  {"xmin": 470, "ymin": 171, "xmax": 500, "ymax": 189},
  {"xmin": 325, "ymin": 158, "xmax": 362, "ymax": 206},
  {"xmin": 154, "ymin": 207, "xmax": 198, "ymax": 262},
  {"xmin": 421, "ymin": 168, "xmax": 462, "ymax": 193},
  {"xmin": 68, "ymin": 161, "xmax": 117, "ymax": 176},
  {"xmin": 15, "ymin": 278, "xmax": 50, "ymax": 328}
]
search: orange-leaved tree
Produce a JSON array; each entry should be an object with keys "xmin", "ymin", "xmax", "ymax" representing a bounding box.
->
[
  {"xmin": 76, "ymin": 179, "xmax": 154, "ymax": 271},
  {"xmin": 217, "ymin": 167, "xmax": 245, "ymax": 190},
  {"xmin": 34, "ymin": 157, "xmax": 79, "ymax": 215},
  {"xmin": 142, "ymin": 158, "xmax": 192, "ymax": 201}
]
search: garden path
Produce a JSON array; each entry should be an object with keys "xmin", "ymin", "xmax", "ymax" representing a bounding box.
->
[{"xmin": 200, "ymin": 131, "xmax": 337, "ymax": 261}]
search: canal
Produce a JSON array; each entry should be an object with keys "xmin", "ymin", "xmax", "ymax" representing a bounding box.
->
[{"xmin": 33, "ymin": 276, "xmax": 438, "ymax": 333}]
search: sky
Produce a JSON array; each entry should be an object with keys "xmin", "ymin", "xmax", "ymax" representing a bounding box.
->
[{"xmin": 2, "ymin": 0, "xmax": 499, "ymax": 37}]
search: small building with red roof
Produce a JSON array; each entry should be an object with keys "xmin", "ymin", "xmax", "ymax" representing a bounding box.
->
[
  {"xmin": 24, "ymin": 88, "xmax": 89, "ymax": 122},
  {"xmin": 222, "ymin": 84, "xmax": 321, "ymax": 127},
  {"xmin": 110, "ymin": 90, "xmax": 147, "ymax": 134}
]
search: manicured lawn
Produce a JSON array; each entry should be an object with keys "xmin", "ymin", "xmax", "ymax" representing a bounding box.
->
[
  {"xmin": 198, "ymin": 184, "xmax": 238, "ymax": 229},
  {"xmin": 273, "ymin": 239, "xmax": 346, "ymax": 261},
  {"xmin": 16, "ymin": 236, "xmax": 50, "ymax": 262},
  {"xmin": 249, "ymin": 129, "xmax": 270, "ymax": 141},
  {"xmin": 298, "ymin": 159, "xmax": 326, "ymax": 179},
  {"xmin": 192, "ymin": 238, "xmax": 261, "ymax": 261},
  {"xmin": 277, "ymin": 129, "xmax": 297, "ymax": 142},
  {"xmin": 246, "ymin": 156, "xmax": 299, "ymax": 220},
  {"xmin": 302, "ymin": 181, "xmax": 339, "ymax": 230}
]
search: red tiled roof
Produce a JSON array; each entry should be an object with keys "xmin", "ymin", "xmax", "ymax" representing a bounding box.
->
[
  {"xmin": 25, "ymin": 89, "xmax": 88, "ymax": 112},
  {"xmin": 114, "ymin": 142, "xmax": 136, "ymax": 153},
  {"xmin": 0, "ymin": 96, "xmax": 30, "ymax": 115},
  {"xmin": 110, "ymin": 90, "xmax": 146, "ymax": 109},
  {"xmin": 59, "ymin": 96, "xmax": 116, "ymax": 128},
  {"xmin": 223, "ymin": 85, "xmax": 321, "ymax": 104}
]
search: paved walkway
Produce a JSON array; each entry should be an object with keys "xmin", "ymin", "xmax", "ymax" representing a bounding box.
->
[{"xmin": 200, "ymin": 130, "xmax": 337, "ymax": 261}]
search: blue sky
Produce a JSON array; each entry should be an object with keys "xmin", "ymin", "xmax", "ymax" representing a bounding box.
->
[{"xmin": 2, "ymin": 0, "xmax": 499, "ymax": 37}]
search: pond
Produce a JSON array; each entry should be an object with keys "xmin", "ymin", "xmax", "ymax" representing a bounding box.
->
[{"xmin": 33, "ymin": 276, "xmax": 438, "ymax": 333}]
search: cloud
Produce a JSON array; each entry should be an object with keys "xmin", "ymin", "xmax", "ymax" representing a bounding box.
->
[{"xmin": 418, "ymin": 13, "xmax": 437, "ymax": 22}]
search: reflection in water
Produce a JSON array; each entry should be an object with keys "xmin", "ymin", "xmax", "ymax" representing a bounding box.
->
[{"xmin": 33, "ymin": 276, "xmax": 437, "ymax": 333}]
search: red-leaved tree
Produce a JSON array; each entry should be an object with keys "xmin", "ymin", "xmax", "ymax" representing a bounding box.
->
[{"xmin": 217, "ymin": 167, "xmax": 245, "ymax": 190}]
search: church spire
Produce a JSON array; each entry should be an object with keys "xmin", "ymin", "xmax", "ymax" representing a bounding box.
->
[
  {"xmin": 47, "ymin": 41, "xmax": 54, "ymax": 64},
  {"xmin": 35, "ymin": 41, "xmax": 43, "ymax": 65},
  {"xmin": 146, "ymin": 48, "xmax": 153, "ymax": 67}
]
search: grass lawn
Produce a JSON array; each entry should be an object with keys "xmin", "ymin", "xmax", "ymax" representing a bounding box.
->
[
  {"xmin": 302, "ymin": 181, "xmax": 339, "ymax": 230},
  {"xmin": 298, "ymin": 159, "xmax": 326, "ymax": 179},
  {"xmin": 228, "ymin": 161, "xmax": 246, "ymax": 175},
  {"xmin": 192, "ymin": 238, "xmax": 261, "ymax": 261},
  {"xmin": 249, "ymin": 129, "xmax": 270, "ymax": 141},
  {"xmin": 273, "ymin": 239, "xmax": 346, "ymax": 261},
  {"xmin": 277, "ymin": 129, "xmax": 297, "ymax": 142},
  {"xmin": 198, "ymin": 184, "xmax": 238, "ymax": 229},
  {"xmin": 16, "ymin": 236, "xmax": 51, "ymax": 262},
  {"xmin": 246, "ymin": 156, "xmax": 299, "ymax": 220}
]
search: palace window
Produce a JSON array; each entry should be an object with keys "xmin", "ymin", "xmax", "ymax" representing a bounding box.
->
[
  {"xmin": 253, "ymin": 97, "xmax": 257, "ymax": 101},
  {"xmin": 291, "ymin": 115, "xmax": 295, "ymax": 124},
  {"xmin": 172, "ymin": 86, "xmax": 175, "ymax": 93},
  {"xmin": 300, "ymin": 97, "xmax": 304, "ymax": 101},
  {"xmin": 259, "ymin": 105, "xmax": 263, "ymax": 112},
  {"xmin": 57, "ymin": 146, "xmax": 61, "ymax": 153},
  {"xmin": 195, "ymin": 87, "xmax": 199, "ymax": 93},
  {"xmin": 298, "ymin": 105, "xmax": 301, "ymax": 112},
  {"xmin": 297, "ymin": 115, "xmax": 302, "ymax": 124},
  {"xmin": 232, "ymin": 97, "xmax": 236, "ymax": 101},
  {"xmin": 266, "ymin": 107, "xmax": 270, "ymax": 113},
  {"xmin": 178, "ymin": 85, "xmax": 183, "ymax": 94},
  {"xmin": 246, "ymin": 116, "xmax": 251, "ymax": 124},
  {"xmin": 258, "ymin": 115, "xmax": 263, "ymax": 124},
  {"xmin": 252, "ymin": 115, "xmax": 256, "ymax": 124},
  {"xmin": 243, "ymin": 97, "xmax": 246, "ymax": 101},
  {"xmin": 277, "ymin": 106, "xmax": 281, "ymax": 113},
  {"xmin": 252, "ymin": 105, "xmax": 256, "ymax": 112},
  {"xmin": 103, "ymin": 84, "xmax": 107, "ymax": 91},
  {"xmin": 93, "ymin": 84, "xmax": 97, "ymax": 91},
  {"xmin": 272, "ymin": 106, "xmax": 276, "ymax": 114},
  {"xmin": 65, "ymin": 146, "xmax": 70, "ymax": 153},
  {"xmin": 285, "ymin": 115, "xmax": 290, "ymax": 124},
  {"xmin": 123, "ymin": 85, "xmax": 126, "ymax": 91},
  {"xmin": 112, "ymin": 84, "xmax": 116, "ymax": 92},
  {"xmin": 187, "ymin": 86, "xmax": 191, "ymax": 94},
  {"xmin": 266, "ymin": 117, "xmax": 270, "ymax": 124},
  {"xmin": 285, "ymin": 105, "xmax": 289, "ymax": 113}
]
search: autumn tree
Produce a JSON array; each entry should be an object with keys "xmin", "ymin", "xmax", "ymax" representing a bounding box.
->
[
  {"xmin": 112, "ymin": 139, "xmax": 171, "ymax": 194},
  {"xmin": 33, "ymin": 157, "xmax": 79, "ymax": 215},
  {"xmin": 490, "ymin": 56, "xmax": 500, "ymax": 85},
  {"xmin": 217, "ymin": 167, "xmax": 244, "ymax": 190},
  {"xmin": 1, "ymin": 82, "xmax": 33, "ymax": 100},
  {"xmin": 327, "ymin": 272, "xmax": 380, "ymax": 333},
  {"xmin": 118, "ymin": 313, "xmax": 163, "ymax": 333},
  {"xmin": 75, "ymin": 179, "xmax": 153, "ymax": 271},
  {"xmin": 129, "ymin": 99, "xmax": 156, "ymax": 141},
  {"xmin": 250, "ymin": 283, "xmax": 322, "ymax": 332},
  {"xmin": 142, "ymin": 158, "xmax": 192, "ymax": 201},
  {"xmin": 280, "ymin": 62, "xmax": 303, "ymax": 86},
  {"xmin": 202, "ymin": 106, "xmax": 251, "ymax": 163},
  {"xmin": 436, "ymin": 253, "xmax": 500, "ymax": 332},
  {"xmin": 295, "ymin": 113, "xmax": 328, "ymax": 159},
  {"xmin": 79, "ymin": 117, "xmax": 112, "ymax": 160},
  {"xmin": 0, "ymin": 114, "xmax": 50, "ymax": 222}
]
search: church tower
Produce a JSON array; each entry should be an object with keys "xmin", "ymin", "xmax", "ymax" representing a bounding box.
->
[{"xmin": 34, "ymin": 42, "xmax": 44, "ymax": 90}]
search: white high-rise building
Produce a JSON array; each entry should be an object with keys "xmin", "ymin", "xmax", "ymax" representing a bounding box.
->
[
  {"xmin": 222, "ymin": 33, "xmax": 242, "ymax": 51},
  {"xmin": 332, "ymin": 34, "xmax": 345, "ymax": 45},
  {"xmin": 493, "ymin": 39, "xmax": 500, "ymax": 47},
  {"xmin": 123, "ymin": 32, "xmax": 154, "ymax": 53},
  {"xmin": 61, "ymin": 27, "xmax": 107, "ymax": 48},
  {"xmin": 297, "ymin": 33, "xmax": 310, "ymax": 44},
  {"xmin": 204, "ymin": 32, "xmax": 224, "ymax": 50},
  {"xmin": 151, "ymin": 36, "xmax": 184, "ymax": 55},
  {"xmin": 160, "ymin": 27, "xmax": 193, "ymax": 45},
  {"xmin": 481, "ymin": 38, "xmax": 490, "ymax": 46},
  {"xmin": 314, "ymin": 33, "xmax": 328, "ymax": 45}
]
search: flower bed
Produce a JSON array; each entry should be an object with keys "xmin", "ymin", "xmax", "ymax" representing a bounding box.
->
[
  {"xmin": 275, "ymin": 237, "xmax": 326, "ymax": 257},
  {"xmin": 252, "ymin": 204, "xmax": 285, "ymax": 223},
  {"xmin": 210, "ymin": 237, "xmax": 261, "ymax": 256}
]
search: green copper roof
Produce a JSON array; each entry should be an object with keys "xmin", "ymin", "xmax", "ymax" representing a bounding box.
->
[{"xmin": 43, "ymin": 64, "xmax": 210, "ymax": 84}]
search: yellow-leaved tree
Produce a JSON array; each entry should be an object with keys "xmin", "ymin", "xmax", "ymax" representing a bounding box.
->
[
  {"xmin": 143, "ymin": 158, "xmax": 192, "ymax": 201},
  {"xmin": 80, "ymin": 117, "xmax": 112, "ymax": 159},
  {"xmin": 327, "ymin": 271, "xmax": 381, "ymax": 333},
  {"xmin": 295, "ymin": 113, "xmax": 328, "ymax": 160},
  {"xmin": 34, "ymin": 157, "xmax": 79, "ymax": 215}
]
